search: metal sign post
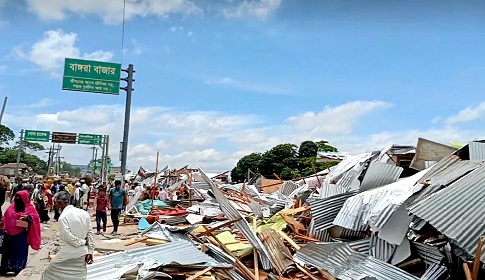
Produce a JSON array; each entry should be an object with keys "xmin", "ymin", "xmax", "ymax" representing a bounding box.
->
[{"xmin": 120, "ymin": 64, "xmax": 135, "ymax": 179}]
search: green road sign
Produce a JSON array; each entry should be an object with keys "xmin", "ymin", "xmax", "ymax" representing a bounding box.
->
[
  {"xmin": 62, "ymin": 58, "xmax": 121, "ymax": 95},
  {"xmin": 24, "ymin": 130, "xmax": 50, "ymax": 142},
  {"xmin": 78, "ymin": 133, "xmax": 102, "ymax": 145}
]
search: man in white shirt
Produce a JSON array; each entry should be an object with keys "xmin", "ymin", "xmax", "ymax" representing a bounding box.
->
[
  {"xmin": 41, "ymin": 191, "xmax": 94, "ymax": 280},
  {"xmin": 79, "ymin": 181, "xmax": 89, "ymax": 210}
]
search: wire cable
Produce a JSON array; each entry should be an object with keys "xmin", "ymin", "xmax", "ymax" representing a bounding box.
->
[{"xmin": 121, "ymin": 0, "xmax": 127, "ymax": 64}]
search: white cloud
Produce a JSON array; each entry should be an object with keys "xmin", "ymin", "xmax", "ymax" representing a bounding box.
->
[
  {"xmin": 287, "ymin": 101, "xmax": 392, "ymax": 135},
  {"xmin": 130, "ymin": 39, "xmax": 144, "ymax": 56},
  {"xmin": 445, "ymin": 102, "xmax": 485, "ymax": 125},
  {"xmin": 205, "ymin": 77, "xmax": 290, "ymax": 95},
  {"xmin": 3, "ymin": 99, "xmax": 484, "ymax": 173},
  {"xmin": 223, "ymin": 0, "xmax": 282, "ymax": 20},
  {"xmin": 26, "ymin": 0, "xmax": 202, "ymax": 24},
  {"xmin": 14, "ymin": 29, "xmax": 113, "ymax": 75},
  {"xmin": 12, "ymin": 98, "xmax": 55, "ymax": 109}
]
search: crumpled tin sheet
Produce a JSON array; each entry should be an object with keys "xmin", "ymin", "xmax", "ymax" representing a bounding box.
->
[
  {"xmin": 198, "ymin": 166, "xmax": 273, "ymax": 270},
  {"xmin": 293, "ymin": 242, "xmax": 418, "ymax": 280}
]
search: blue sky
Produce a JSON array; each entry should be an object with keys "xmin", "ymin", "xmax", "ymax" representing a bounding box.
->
[{"xmin": 0, "ymin": 0, "xmax": 485, "ymax": 172}]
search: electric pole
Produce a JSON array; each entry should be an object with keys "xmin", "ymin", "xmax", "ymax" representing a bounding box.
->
[{"xmin": 120, "ymin": 64, "xmax": 135, "ymax": 178}]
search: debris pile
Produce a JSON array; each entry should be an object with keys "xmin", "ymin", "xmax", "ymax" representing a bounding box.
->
[{"xmin": 87, "ymin": 137, "xmax": 485, "ymax": 280}]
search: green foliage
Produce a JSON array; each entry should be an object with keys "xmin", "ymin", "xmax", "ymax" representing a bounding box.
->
[
  {"xmin": 298, "ymin": 140, "xmax": 318, "ymax": 158},
  {"xmin": 0, "ymin": 125, "xmax": 14, "ymax": 147},
  {"xmin": 230, "ymin": 152, "xmax": 263, "ymax": 183},
  {"xmin": 231, "ymin": 140, "xmax": 340, "ymax": 182},
  {"xmin": 61, "ymin": 161, "xmax": 82, "ymax": 177},
  {"xmin": 316, "ymin": 140, "xmax": 338, "ymax": 152},
  {"xmin": 18, "ymin": 140, "xmax": 45, "ymax": 152}
]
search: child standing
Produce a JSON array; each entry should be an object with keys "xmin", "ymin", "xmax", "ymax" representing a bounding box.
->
[{"xmin": 94, "ymin": 188, "xmax": 108, "ymax": 234}]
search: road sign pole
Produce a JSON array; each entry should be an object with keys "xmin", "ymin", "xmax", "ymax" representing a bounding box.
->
[
  {"xmin": 15, "ymin": 129, "xmax": 24, "ymax": 177},
  {"xmin": 120, "ymin": 64, "xmax": 135, "ymax": 178}
]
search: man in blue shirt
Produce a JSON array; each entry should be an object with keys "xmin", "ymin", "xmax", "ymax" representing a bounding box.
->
[{"xmin": 108, "ymin": 180, "xmax": 127, "ymax": 235}]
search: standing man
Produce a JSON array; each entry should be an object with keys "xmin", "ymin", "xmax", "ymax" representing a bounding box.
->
[
  {"xmin": 41, "ymin": 191, "xmax": 94, "ymax": 280},
  {"xmin": 108, "ymin": 180, "xmax": 126, "ymax": 235}
]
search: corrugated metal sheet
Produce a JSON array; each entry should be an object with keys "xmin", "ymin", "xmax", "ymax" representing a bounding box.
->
[
  {"xmin": 247, "ymin": 200, "xmax": 263, "ymax": 218},
  {"xmin": 409, "ymin": 156, "xmax": 482, "ymax": 204},
  {"xmin": 337, "ymin": 163, "xmax": 365, "ymax": 191},
  {"xmin": 205, "ymin": 243, "xmax": 246, "ymax": 280},
  {"xmin": 259, "ymin": 229, "xmax": 296, "ymax": 275},
  {"xmin": 468, "ymin": 141, "xmax": 485, "ymax": 160},
  {"xmin": 323, "ymin": 153, "xmax": 373, "ymax": 186},
  {"xmin": 420, "ymin": 264, "xmax": 448, "ymax": 280},
  {"xmin": 140, "ymin": 222, "xmax": 191, "ymax": 242},
  {"xmin": 348, "ymin": 238, "xmax": 370, "ymax": 255},
  {"xmin": 411, "ymin": 241, "xmax": 445, "ymax": 266},
  {"xmin": 408, "ymin": 165, "xmax": 485, "ymax": 262},
  {"xmin": 278, "ymin": 181, "xmax": 300, "ymax": 196},
  {"xmin": 360, "ymin": 162, "xmax": 403, "ymax": 192},
  {"xmin": 319, "ymin": 181, "xmax": 347, "ymax": 199},
  {"xmin": 308, "ymin": 219, "xmax": 332, "ymax": 241},
  {"xmin": 199, "ymin": 167, "xmax": 273, "ymax": 270},
  {"xmin": 307, "ymin": 191, "xmax": 358, "ymax": 231},
  {"xmin": 293, "ymin": 242, "xmax": 418, "ymax": 280},
  {"xmin": 333, "ymin": 169, "xmax": 428, "ymax": 231},
  {"xmin": 340, "ymin": 227, "xmax": 370, "ymax": 240},
  {"xmin": 87, "ymin": 240, "xmax": 225, "ymax": 280},
  {"xmin": 369, "ymin": 234, "xmax": 396, "ymax": 262}
]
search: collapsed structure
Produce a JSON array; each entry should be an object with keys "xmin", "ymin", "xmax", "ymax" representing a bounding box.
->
[{"xmin": 86, "ymin": 137, "xmax": 485, "ymax": 280}]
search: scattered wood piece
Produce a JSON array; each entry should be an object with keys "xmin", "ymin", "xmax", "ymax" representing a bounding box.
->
[
  {"xmin": 277, "ymin": 231, "xmax": 301, "ymax": 250},
  {"xmin": 463, "ymin": 262, "xmax": 473, "ymax": 280},
  {"xmin": 293, "ymin": 234, "xmax": 320, "ymax": 242},
  {"xmin": 295, "ymin": 264, "xmax": 321, "ymax": 280},
  {"xmin": 472, "ymin": 236, "xmax": 483, "ymax": 280},
  {"xmin": 124, "ymin": 236, "xmax": 148, "ymax": 246},
  {"xmin": 186, "ymin": 266, "xmax": 213, "ymax": 280}
]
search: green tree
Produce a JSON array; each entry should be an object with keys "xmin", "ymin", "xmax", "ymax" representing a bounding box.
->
[
  {"xmin": 17, "ymin": 140, "xmax": 45, "ymax": 152},
  {"xmin": 259, "ymin": 144, "xmax": 298, "ymax": 177},
  {"xmin": 316, "ymin": 140, "xmax": 338, "ymax": 152},
  {"xmin": 298, "ymin": 141, "xmax": 318, "ymax": 158},
  {"xmin": 0, "ymin": 125, "xmax": 14, "ymax": 148},
  {"xmin": 231, "ymin": 153, "xmax": 263, "ymax": 183}
]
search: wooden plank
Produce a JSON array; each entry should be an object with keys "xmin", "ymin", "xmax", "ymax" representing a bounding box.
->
[
  {"xmin": 186, "ymin": 266, "xmax": 213, "ymax": 280},
  {"xmin": 277, "ymin": 231, "xmax": 301, "ymax": 250},
  {"xmin": 472, "ymin": 237, "xmax": 483, "ymax": 280},
  {"xmin": 198, "ymin": 218, "xmax": 241, "ymax": 236},
  {"xmin": 463, "ymin": 263, "xmax": 473, "ymax": 280},
  {"xmin": 295, "ymin": 264, "xmax": 320, "ymax": 280},
  {"xmin": 124, "ymin": 236, "xmax": 148, "ymax": 246}
]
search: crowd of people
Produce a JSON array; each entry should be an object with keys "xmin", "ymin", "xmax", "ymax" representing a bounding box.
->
[{"xmin": 0, "ymin": 176, "xmax": 187, "ymax": 279}]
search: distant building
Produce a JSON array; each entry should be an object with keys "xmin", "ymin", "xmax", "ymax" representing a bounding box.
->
[
  {"xmin": 110, "ymin": 166, "xmax": 121, "ymax": 175},
  {"xmin": 316, "ymin": 153, "xmax": 346, "ymax": 163},
  {"xmin": 0, "ymin": 163, "xmax": 31, "ymax": 176},
  {"xmin": 208, "ymin": 171, "xmax": 229, "ymax": 183}
]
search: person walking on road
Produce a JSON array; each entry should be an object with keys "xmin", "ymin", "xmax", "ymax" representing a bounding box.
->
[
  {"xmin": 94, "ymin": 188, "xmax": 108, "ymax": 234},
  {"xmin": 41, "ymin": 191, "xmax": 94, "ymax": 280},
  {"xmin": 108, "ymin": 180, "xmax": 126, "ymax": 235},
  {"xmin": 1, "ymin": 190, "xmax": 41, "ymax": 276}
]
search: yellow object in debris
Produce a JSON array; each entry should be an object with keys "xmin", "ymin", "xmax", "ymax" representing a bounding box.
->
[
  {"xmin": 214, "ymin": 231, "xmax": 253, "ymax": 257},
  {"xmin": 451, "ymin": 141, "xmax": 465, "ymax": 149},
  {"xmin": 256, "ymin": 209, "xmax": 289, "ymax": 233}
]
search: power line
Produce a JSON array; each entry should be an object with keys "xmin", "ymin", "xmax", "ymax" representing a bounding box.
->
[{"xmin": 121, "ymin": 0, "xmax": 127, "ymax": 64}]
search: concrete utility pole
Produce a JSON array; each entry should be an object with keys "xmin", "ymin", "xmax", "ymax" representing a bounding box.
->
[
  {"xmin": 0, "ymin": 97, "xmax": 8, "ymax": 124},
  {"xmin": 120, "ymin": 64, "xmax": 135, "ymax": 178},
  {"xmin": 15, "ymin": 129, "xmax": 24, "ymax": 177}
]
